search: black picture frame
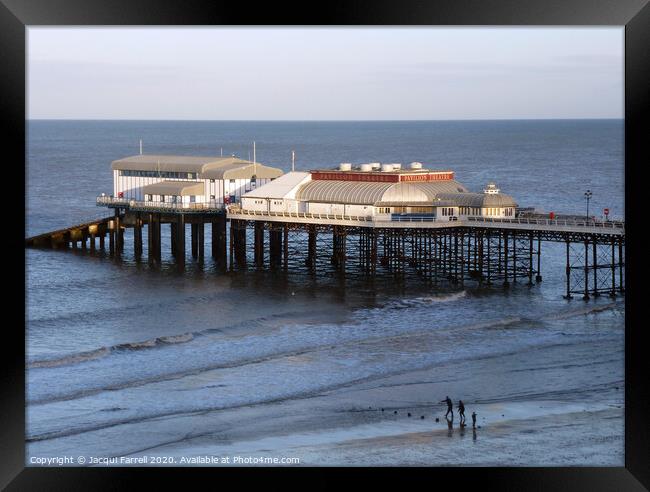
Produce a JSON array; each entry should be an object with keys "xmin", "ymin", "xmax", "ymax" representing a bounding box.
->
[{"xmin": 3, "ymin": 0, "xmax": 648, "ymax": 489}]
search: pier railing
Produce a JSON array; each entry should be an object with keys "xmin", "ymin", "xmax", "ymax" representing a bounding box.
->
[
  {"xmin": 467, "ymin": 216, "xmax": 624, "ymax": 230},
  {"xmin": 97, "ymin": 196, "xmax": 225, "ymax": 213},
  {"xmin": 227, "ymin": 206, "xmax": 372, "ymax": 222},
  {"xmin": 227, "ymin": 206, "xmax": 624, "ymax": 235}
]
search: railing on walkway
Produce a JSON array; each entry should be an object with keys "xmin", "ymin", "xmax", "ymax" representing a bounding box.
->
[
  {"xmin": 97, "ymin": 196, "xmax": 225, "ymax": 212},
  {"xmin": 227, "ymin": 206, "xmax": 373, "ymax": 222},
  {"xmin": 383, "ymin": 215, "xmax": 439, "ymax": 223},
  {"xmin": 227, "ymin": 206, "xmax": 624, "ymax": 233},
  {"xmin": 467, "ymin": 216, "xmax": 624, "ymax": 230}
]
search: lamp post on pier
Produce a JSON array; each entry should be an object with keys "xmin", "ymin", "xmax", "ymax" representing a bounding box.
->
[{"xmin": 584, "ymin": 190, "xmax": 592, "ymax": 220}]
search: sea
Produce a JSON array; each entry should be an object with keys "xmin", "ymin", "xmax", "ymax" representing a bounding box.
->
[{"xmin": 25, "ymin": 120, "xmax": 625, "ymax": 466}]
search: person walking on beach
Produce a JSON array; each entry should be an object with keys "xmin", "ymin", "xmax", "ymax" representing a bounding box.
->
[
  {"xmin": 441, "ymin": 396, "xmax": 453, "ymax": 419},
  {"xmin": 472, "ymin": 411, "xmax": 477, "ymax": 429},
  {"xmin": 457, "ymin": 400, "xmax": 465, "ymax": 422}
]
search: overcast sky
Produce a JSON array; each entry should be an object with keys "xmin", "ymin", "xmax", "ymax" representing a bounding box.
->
[{"xmin": 27, "ymin": 27, "xmax": 623, "ymax": 120}]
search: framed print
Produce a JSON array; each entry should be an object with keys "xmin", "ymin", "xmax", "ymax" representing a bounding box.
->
[{"xmin": 3, "ymin": 0, "xmax": 648, "ymax": 489}]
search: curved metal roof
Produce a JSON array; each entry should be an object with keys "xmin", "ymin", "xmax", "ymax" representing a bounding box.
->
[
  {"xmin": 296, "ymin": 181, "xmax": 393, "ymax": 204},
  {"xmin": 111, "ymin": 155, "xmax": 283, "ymax": 179},
  {"xmin": 202, "ymin": 163, "xmax": 283, "ymax": 180},
  {"xmin": 141, "ymin": 180, "xmax": 205, "ymax": 196},
  {"xmin": 295, "ymin": 179, "xmax": 470, "ymax": 205},
  {"xmin": 482, "ymin": 193, "xmax": 518, "ymax": 207}
]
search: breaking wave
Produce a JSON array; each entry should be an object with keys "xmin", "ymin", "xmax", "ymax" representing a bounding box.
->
[{"xmin": 28, "ymin": 333, "xmax": 195, "ymax": 369}]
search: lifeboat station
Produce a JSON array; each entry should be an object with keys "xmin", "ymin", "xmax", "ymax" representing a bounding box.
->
[{"xmin": 26, "ymin": 155, "xmax": 625, "ymax": 300}]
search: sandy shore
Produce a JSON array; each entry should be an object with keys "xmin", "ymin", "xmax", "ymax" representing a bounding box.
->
[{"xmin": 100, "ymin": 335, "xmax": 624, "ymax": 466}]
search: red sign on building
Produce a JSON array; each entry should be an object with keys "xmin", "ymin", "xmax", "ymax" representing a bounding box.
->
[
  {"xmin": 399, "ymin": 172, "xmax": 454, "ymax": 182},
  {"xmin": 310, "ymin": 170, "xmax": 454, "ymax": 183}
]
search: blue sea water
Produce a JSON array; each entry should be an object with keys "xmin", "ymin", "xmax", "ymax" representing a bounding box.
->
[{"xmin": 25, "ymin": 120, "xmax": 624, "ymax": 465}]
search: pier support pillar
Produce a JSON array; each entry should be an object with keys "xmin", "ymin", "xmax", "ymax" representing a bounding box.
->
[
  {"xmin": 583, "ymin": 239, "xmax": 590, "ymax": 301},
  {"xmin": 254, "ymin": 221, "xmax": 265, "ymax": 267},
  {"xmin": 610, "ymin": 237, "xmax": 617, "ymax": 298},
  {"xmin": 232, "ymin": 219, "xmax": 247, "ymax": 267},
  {"xmin": 269, "ymin": 225, "xmax": 282, "ymax": 269},
  {"xmin": 147, "ymin": 213, "xmax": 153, "ymax": 264},
  {"xmin": 134, "ymin": 213, "xmax": 142, "ymax": 258},
  {"xmin": 592, "ymin": 237, "xmax": 599, "ymax": 297},
  {"xmin": 99, "ymin": 232, "xmax": 105, "ymax": 250},
  {"xmin": 618, "ymin": 239, "xmax": 625, "ymax": 293},
  {"xmin": 528, "ymin": 233, "xmax": 534, "ymax": 285},
  {"xmin": 283, "ymin": 223, "xmax": 289, "ymax": 270},
  {"xmin": 148, "ymin": 213, "xmax": 161, "ymax": 265},
  {"xmin": 109, "ymin": 221, "xmax": 115, "ymax": 255},
  {"xmin": 197, "ymin": 222, "xmax": 204, "ymax": 261},
  {"xmin": 212, "ymin": 214, "xmax": 227, "ymax": 269},
  {"xmin": 564, "ymin": 240, "xmax": 572, "ymax": 299},
  {"xmin": 170, "ymin": 222, "xmax": 177, "ymax": 257},
  {"xmin": 176, "ymin": 214, "xmax": 186, "ymax": 269},
  {"xmin": 331, "ymin": 226, "xmax": 347, "ymax": 270},
  {"xmin": 114, "ymin": 210, "xmax": 124, "ymax": 255},
  {"xmin": 502, "ymin": 232, "xmax": 510, "ymax": 288},
  {"xmin": 535, "ymin": 235, "xmax": 542, "ymax": 283},
  {"xmin": 191, "ymin": 223, "xmax": 199, "ymax": 258}
]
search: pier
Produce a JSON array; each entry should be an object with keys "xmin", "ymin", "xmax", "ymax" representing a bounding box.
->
[
  {"xmin": 25, "ymin": 156, "xmax": 625, "ymax": 299},
  {"xmin": 26, "ymin": 206, "xmax": 625, "ymax": 300}
]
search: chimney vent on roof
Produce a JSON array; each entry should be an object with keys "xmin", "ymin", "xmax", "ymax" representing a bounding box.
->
[{"xmin": 339, "ymin": 163, "xmax": 352, "ymax": 171}]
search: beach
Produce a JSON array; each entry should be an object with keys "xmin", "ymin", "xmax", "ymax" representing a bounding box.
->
[
  {"xmin": 26, "ymin": 119, "xmax": 624, "ymax": 467},
  {"xmin": 27, "ymin": 290, "xmax": 624, "ymax": 466}
]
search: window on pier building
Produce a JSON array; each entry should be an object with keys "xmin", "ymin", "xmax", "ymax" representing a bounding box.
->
[{"xmin": 119, "ymin": 170, "xmax": 198, "ymax": 179}]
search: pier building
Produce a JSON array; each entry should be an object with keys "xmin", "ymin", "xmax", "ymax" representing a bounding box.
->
[
  {"xmin": 239, "ymin": 163, "xmax": 517, "ymax": 220},
  {"xmin": 101, "ymin": 154, "xmax": 283, "ymax": 210},
  {"xmin": 26, "ymin": 157, "xmax": 625, "ymax": 300}
]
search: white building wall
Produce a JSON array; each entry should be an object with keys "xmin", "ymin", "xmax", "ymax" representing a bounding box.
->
[
  {"xmin": 241, "ymin": 197, "xmax": 269, "ymax": 212},
  {"xmin": 269, "ymin": 198, "xmax": 288, "ymax": 213},
  {"xmin": 113, "ymin": 171, "xmax": 266, "ymax": 204},
  {"xmin": 344, "ymin": 204, "xmax": 373, "ymax": 216},
  {"xmin": 306, "ymin": 202, "xmax": 347, "ymax": 215},
  {"xmin": 481, "ymin": 207, "xmax": 514, "ymax": 217}
]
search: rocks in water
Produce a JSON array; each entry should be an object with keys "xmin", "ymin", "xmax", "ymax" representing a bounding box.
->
[
  {"xmin": 407, "ymin": 413, "xmax": 411, "ymax": 417},
  {"xmin": 435, "ymin": 417, "xmax": 439, "ymax": 422},
  {"xmin": 394, "ymin": 410, "xmax": 398, "ymax": 414},
  {"xmin": 421, "ymin": 415, "xmax": 425, "ymax": 419},
  {"xmin": 381, "ymin": 408, "xmax": 384, "ymax": 412}
]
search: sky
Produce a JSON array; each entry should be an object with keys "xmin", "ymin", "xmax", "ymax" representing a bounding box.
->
[{"xmin": 27, "ymin": 27, "xmax": 624, "ymax": 120}]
